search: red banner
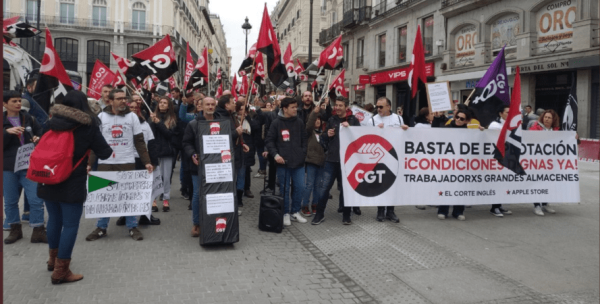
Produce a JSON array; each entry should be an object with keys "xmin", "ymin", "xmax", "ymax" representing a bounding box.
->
[
  {"xmin": 87, "ymin": 60, "xmax": 115, "ymax": 100},
  {"xmin": 354, "ymin": 84, "xmax": 366, "ymax": 91},
  {"xmin": 370, "ymin": 62, "xmax": 434, "ymax": 86},
  {"xmin": 359, "ymin": 75, "xmax": 371, "ymax": 84}
]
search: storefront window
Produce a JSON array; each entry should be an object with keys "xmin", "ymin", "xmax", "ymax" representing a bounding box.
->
[
  {"xmin": 490, "ymin": 14, "xmax": 519, "ymax": 60},
  {"xmin": 423, "ymin": 16, "xmax": 434, "ymax": 57}
]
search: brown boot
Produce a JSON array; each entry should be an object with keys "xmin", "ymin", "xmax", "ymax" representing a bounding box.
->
[
  {"xmin": 4, "ymin": 223, "xmax": 23, "ymax": 244},
  {"xmin": 48, "ymin": 248, "xmax": 58, "ymax": 271},
  {"xmin": 51, "ymin": 258, "xmax": 83, "ymax": 285},
  {"xmin": 191, "ymin": 225, "xmax": 200, "ymax": 237},
  {"xmin": 31, "ymin": 226, "xmax": 48, "ymax": 243}
]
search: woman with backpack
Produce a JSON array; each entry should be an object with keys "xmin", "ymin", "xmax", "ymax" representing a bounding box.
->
[
  {"xmin": 149, "ymin": 96, "xmax": 179, "ymax": 212},
  {"xmin": 3, "ymin": 90, "xmax": 45, "ymax": 245},
  {"xmin": 36, "ymin": 90, "xmax": 112, "ymax": 284}
]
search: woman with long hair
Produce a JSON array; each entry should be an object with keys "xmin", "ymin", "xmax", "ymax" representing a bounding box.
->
[
  {"xmin": 38, "ymin": 90, "xmax": 112, "ymax": 284},
  {"xmin": 529, "ymin": 109, "xmax": 560, "ymax": 216},
  {"xmin": 149, "ymin": 96, "xmax": 179, "ymax": 212}
]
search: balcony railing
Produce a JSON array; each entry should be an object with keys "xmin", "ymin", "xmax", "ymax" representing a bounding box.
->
[
  {"xmin": 318, "ymin": 21, "xmax": 343, "ymax": 46},
  {"xmin": 356, "ymin": 56, "xmax": 364, "ymax": 68},
  {"xmin": 441, "ymin": 0, "xmax": 468, "ymax": 8},
  {"xmin": 371, "ymin": 0, "xmax": 423, "ymax": 21}
]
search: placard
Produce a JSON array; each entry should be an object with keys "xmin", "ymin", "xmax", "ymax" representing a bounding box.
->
[
  {"xmin": 206, "ymin": 193, "xmax": 235, "ymax": 215},
  {"xmin": 151, "ymin": 166, "xmax": 164, "ymax": 202},
  {"xmin": 84, "ymin": 170, "xmax": 153, "ymax": 218},
  {"xmin": 202, "ymin": 135, "xmax": 230, "ymax": 154},
  {"xmin": 425, "ymin": 81, "xmax": 453, "ymax": 112},
  {"xmin": 205, "ymin": 163, "xmax": 233, "ymax": 183},
  {"xmin": 14, "ymin": 143, "xmax": 35, "ymax": 172}
]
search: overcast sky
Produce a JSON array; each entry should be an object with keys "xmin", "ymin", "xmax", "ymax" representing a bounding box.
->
[{"xmin": 209, "ymin": 0, "xmax": 279, "ymax": 79}]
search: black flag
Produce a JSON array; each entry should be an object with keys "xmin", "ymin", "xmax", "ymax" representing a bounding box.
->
[{"xmin": 562, "ymin": 74, "xmax": 578, "ymax": 131}]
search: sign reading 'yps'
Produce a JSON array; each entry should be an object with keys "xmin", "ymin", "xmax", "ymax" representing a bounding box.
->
[{"xmin": 344, "ymin": 135, "xmax": 398, "ymax": 197}]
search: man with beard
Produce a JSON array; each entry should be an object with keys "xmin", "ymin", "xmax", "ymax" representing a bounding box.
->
[
  {"xmin": 85, "ymin": 89, "xmax": 153, "ymax": 242},
  {"xmin": 183, "ymin": 97, "xmax": 217, "ymax": 237}
]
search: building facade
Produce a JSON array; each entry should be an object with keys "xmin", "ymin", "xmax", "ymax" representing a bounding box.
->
[
  {"xmin": 3, "ymin": 0, "xmax": 228, "ymax": 94},
  {"xmin": 319, "ymin": 0, "xmax": 599, "ymax": 139}
]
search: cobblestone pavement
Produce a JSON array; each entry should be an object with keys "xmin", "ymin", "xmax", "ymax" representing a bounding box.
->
[{"xmin": 3, "ymin": 161, "xmax": 599, "ymax": 304}]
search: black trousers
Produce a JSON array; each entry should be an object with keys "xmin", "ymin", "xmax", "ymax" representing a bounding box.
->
[
  {"xmin": 438, "ymin": 205, "xmax": 465, "ymax": 217},
  {"xmin": 244, "ymin": 165, "xmax": 251, "ymax": 191}
]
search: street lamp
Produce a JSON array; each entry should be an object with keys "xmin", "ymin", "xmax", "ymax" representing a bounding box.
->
[{"xmin": 242, "ymin": 17, "xmax": 252, "ymax": 56}]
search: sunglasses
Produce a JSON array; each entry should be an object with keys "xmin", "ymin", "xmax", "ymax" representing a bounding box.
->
[
  {"xmin": 376, "ymin": 106, "xmax": 385, "ymax": 109},
  {"xmin": 456, "ymin": 116, "xmax": 467, "ymax": 121}
]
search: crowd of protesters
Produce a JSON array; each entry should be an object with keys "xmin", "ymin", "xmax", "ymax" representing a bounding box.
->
[{"xmin": 3, "ymin": 81, "xmax": 576, "ymax": 284}]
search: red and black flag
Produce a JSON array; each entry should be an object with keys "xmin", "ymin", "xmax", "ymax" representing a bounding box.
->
[
  {"xmin": 404, "ymin": 25, "xmax": 428, "ymax": 126},
  {"xmin": 283, "ymin": 43, "xmax": 296, "ymax": 79},
  {"xmin": 32, "ymin": 28, "xmax": 73, "ymax": 113},
  {"xmin": 328, "ymin": 69, "xmax": 347, "ymax": 101},
  {"xmin": 295, "ymin": 59, "xmax": 307, "ymax": 82},
  {"xmin": 186, "ymin": 47, "xmax": 208, "ymax": 91},
  {"xmin": 240, "ymin": 75, "xmax": 249, "ymax": 96},
  {"xmin": 253, "ymin": 53, "xmax": 266, "ymax": 85},
  {"xmin": 131, "ymin": 35, "xmax": 178, "ymax": 81},
  {"xmin": 3, "ymin": 16, "xmax": 40, "ymax": 44},
  {"xmin": 256, "ymin": 4, "xmax": 288, "ymax": 87},
  {"xmin": 493, "ymin": 66, "xmax": 526, "ymax": 175},
  {"xmin": 183, "ymin": 42, "xmax": 195, "ymax": 94},
  {"xmin": 215, "ymin": 82, "xmax": 224, "ymax": 99},
  {"xmin": 87, "ymin": 60, "xmax": 115, "ymax": 100},
  {"xmin": 318, "ymin": 35, "xmax": 344, "ymax": 70},
  {"xmin": 111, "ymin": 70, "xmax": 126, "ymax": 88},
  {"xmin": 238, "ymin": 42, "xmax": 258, "ymax": 76},
  {"xmin": 562, "ymin": 73, "xmax": 578, "ymax": 131},
  {"xmin": 111, "ymin": 52, "xmax": 149, "ymax": 84}
]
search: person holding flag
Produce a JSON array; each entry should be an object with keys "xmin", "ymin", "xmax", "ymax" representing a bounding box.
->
[{"xmin": 487, "ymin": 104, "xmax": 514, "ymax": 218}]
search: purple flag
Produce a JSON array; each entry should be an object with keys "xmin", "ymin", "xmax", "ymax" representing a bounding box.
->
[{"xmin": 468, "ymin": 46, "xmax": 509, "ymax": 128}]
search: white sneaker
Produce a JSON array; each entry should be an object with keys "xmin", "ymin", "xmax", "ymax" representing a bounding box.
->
[
  {"xmin": 437, "ymin": 214, "xmax": 446, "ymax": 220},
  {"xmin": 283, "ymin": 214, "xmax": 291, "ymax": 226},
  {"xmin": 456, "ymin": 215, "xmax": 466, "ymax": 221},
  {"xmin": 490, "ymin": 208, "xmax": 504, "ymax": 217},
  {"xmin": 253, "ymin": 173, "xmax": 263, "ymax": 178},
  {"xmin": 534, "ymin": 206, "xmax": 544, "ymax": 216},
  {"xmin": 542, "ymin": 205, "xmax": 556, "ymax": 214},
  {"xmin": 290, "ymin": 212, "xmax": 307, "ymax": 223},
  {"xmin": 238, "ymin": 207, "xmax": 243, "ymax": 216}
]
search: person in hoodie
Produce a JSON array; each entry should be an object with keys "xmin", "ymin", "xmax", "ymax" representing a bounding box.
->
[
  {"xmin": 183, "ymin": 96, "xmax": 216, "ymax": 237},
  {"xmin": 265, "ymin": 97, "xmax": 308, "ymax": 226},
  {"xmin": 312, "ymin": 96, "xmax": 360, "ymax": 225},
  {"xmin": 262, "ymin": 95, "xmax": 284, "ymax": 193},
  {"xmin": 3, "ymin": 90, "xmax": 46, "ymax": 245},
  {"xmin": 214, "ymin": 94, "xmax": 248, "ymax": 215},
  {"xmin": 37, "ymin": 90, "xmax": 112, "ymax": 284},
  {"xmin": 85, "ymin": 89, "xmax": 153, "ymax": 242}
]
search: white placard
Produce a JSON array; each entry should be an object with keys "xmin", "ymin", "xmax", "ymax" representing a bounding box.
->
[
  {"xmin": 351, "ymin": 106, "xmax": 374, "ymax": 127},
  {"xmin": 151, "ymin": 166, "xmax": 164, "ymax": 202},
  {"xmin": 425, "ymin": 82, "xmax": 453, "ymax": 112},
  {"xmin": 14, "ymin": 143, "xmax": 35, "ymax": 172},
  {"xmin": 206, "ymin": 192, "xmax": 235, "ymax": 215},
  {"xmin": 205, "ymin": 163, "xmax": 233, "ymax": 183},
  {"xmin": 202, "ymin": 135, "xmax": 230, "ymax": 154},
  {"xmin": 84, "ymin": 170, "xmax": 153, "ymax": 218}
]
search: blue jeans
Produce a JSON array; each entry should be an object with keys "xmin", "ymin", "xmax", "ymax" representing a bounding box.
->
[
  {"xmin": 302, "ymin": 164, "xmax": 322, "ymax": 207},
  {"xmin": 315, "ymin": 162, "xmax": 350, "ymax": 216},
  {"xmin": 236, "ymin": 166, "xmax": 246, "ymax": 191},
  {"xmin": 45, "ymin": 201, "xmax": 83, "ymax": 259},
  {"xmin": 97, "ymin": 216, "xmax": 137, "ymax": 229},
  {"xmin": 256, "ymin": 145, "xmax": 266, "ymax": 171},
  {"xmin": 3, "ymin": 170, "xmax": 45, "ymax": 227},
  {"xmin": 191, "ymin": 175, "xmax": 201, "ymax": 225},
  {"xmin": 277, "ymin": 166, "xmax": 304, "ymax": 214}
]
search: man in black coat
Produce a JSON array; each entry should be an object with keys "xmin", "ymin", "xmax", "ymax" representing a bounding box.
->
[{"xmin": 312, "ymin": 97, "xmax": 360, "ymax": 225}]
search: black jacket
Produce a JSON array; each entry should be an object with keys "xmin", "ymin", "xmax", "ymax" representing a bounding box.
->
[
  {"xmin": 322, "ymin": 114, "xmax": 360, "ymax": 163},
  {"xmin": 3, "ymin": 110, "xmax": 42, "ymax": 171},
  {"xmin": 214, "ymin": 106, "xmax": 243, "ymax": 171},
  {"xmin": 297, "ymin": 102, "xmax": 332, "ymax": 127},
  {"xmin": 182, "ymin": 112, "xmax": 209, "ymax": 176},
  {"xmin": 137, "ymin": 115, "xmax": 159, "ymax": 166},
  {"xmin": 37, "ymin": 104, "xmax": 112, "ymax": 204},
  {"xmin": 265, "ymin": 115, "xmax": 307, "ymax": 169},
  {"xmin": 149, "ymin": 113, "xmax": 178, "ymax": 158},
  {"xmin": 242, "ymin": 115, "xmax": 258, "ymax": 167}
]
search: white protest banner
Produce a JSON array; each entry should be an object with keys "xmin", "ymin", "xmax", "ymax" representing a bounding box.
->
[
  {"xmin": 202, "ymin": 135, "xmax": 230, "ymax": 154},
  {"xmin": 351, "ymin": 106, "xmax": 374, "ymax": 127},
  {"xmin": 84, "ymin": 170, "xmax": 153, "ymax": 218},
  {"xmin": 151, "ymin": 166, "xmax": 163, "ymax": 202},
  {"xmin": 425, "ymin": 82, "xmax": 453, "ymax": 113},
  {"xmin": 14, "ymin": 143, "xmax": 35, "ymax": 172},
  {"xmin": 205, "ymin": 163, "xmax": 233, "ymax": 183},
  {"xmin": 340, "ymin": 127, "xmax": 580, "ymax": 206}
]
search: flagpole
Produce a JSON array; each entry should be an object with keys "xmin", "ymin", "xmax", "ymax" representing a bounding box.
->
[
  {"xmin": 239, "ymin": 55, "xmax": 258, "ymax": 127},
  {"xmin": 319, "ymin": 69, "xmax": 334, "ymax": 104},
  {"xmin": 463, "ymin": 88, "xmax": 476, "ymax": 106},
  {"xmin": 124, "ymin": 82, "xmax": 153, "ymax": 113}
]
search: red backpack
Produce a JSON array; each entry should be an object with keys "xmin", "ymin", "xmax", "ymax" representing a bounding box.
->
[{"xmin": 27, "ymin": 129, "xmax": 90, "ymax": 185}]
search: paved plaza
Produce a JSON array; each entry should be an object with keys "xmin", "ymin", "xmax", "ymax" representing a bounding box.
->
[{"xmin": 3, "ymin": 161, "xmax": 599, "ymax": 304}]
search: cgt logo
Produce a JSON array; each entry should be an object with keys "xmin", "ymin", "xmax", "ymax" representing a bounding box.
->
[
  {"xmin": 210, "ymin": 122, "xmax": 220, "ymax": 135},
  {"xmin": 344, "ymin": 135, "xmax": 398, "ymax": 197},
  {"xmin": 215, "ymin": 217, "xmax": 227, "ymax": 233}
]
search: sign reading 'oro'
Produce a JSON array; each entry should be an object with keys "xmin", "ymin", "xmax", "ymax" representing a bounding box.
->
[
  {"xmin": 536, "ymin": 0, "xmax": 577, "ymax": 54},
  {"xmin": 455, "ymin": 26, "xmax": 477, "ymax": 66}
]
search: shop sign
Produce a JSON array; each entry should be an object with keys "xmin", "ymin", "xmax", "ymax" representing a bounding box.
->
[
  {"xmin": 491, "ymin": 14, "xmax": 520, "ymax": 59},
  {"xmin": 359, "ymin": 75, "xmax": 371, "ymax": 84},
  {"xmin": 455, "ymin": 25, "xmax": 477, "ymax": 66},
  {"xmin": 518, "ymin": 60, "xmax": 569, "ymax": 73},
  {"xmin": 536, "ymin": 0, "xmax": 576, "ymax": 54},
  {"xmin": 354, "ymin": 84, "xmax": 366, "ymax": 91},
  {"xmin": 370, "ymin": 62, "xmax": 434, "ymax": 85}
]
